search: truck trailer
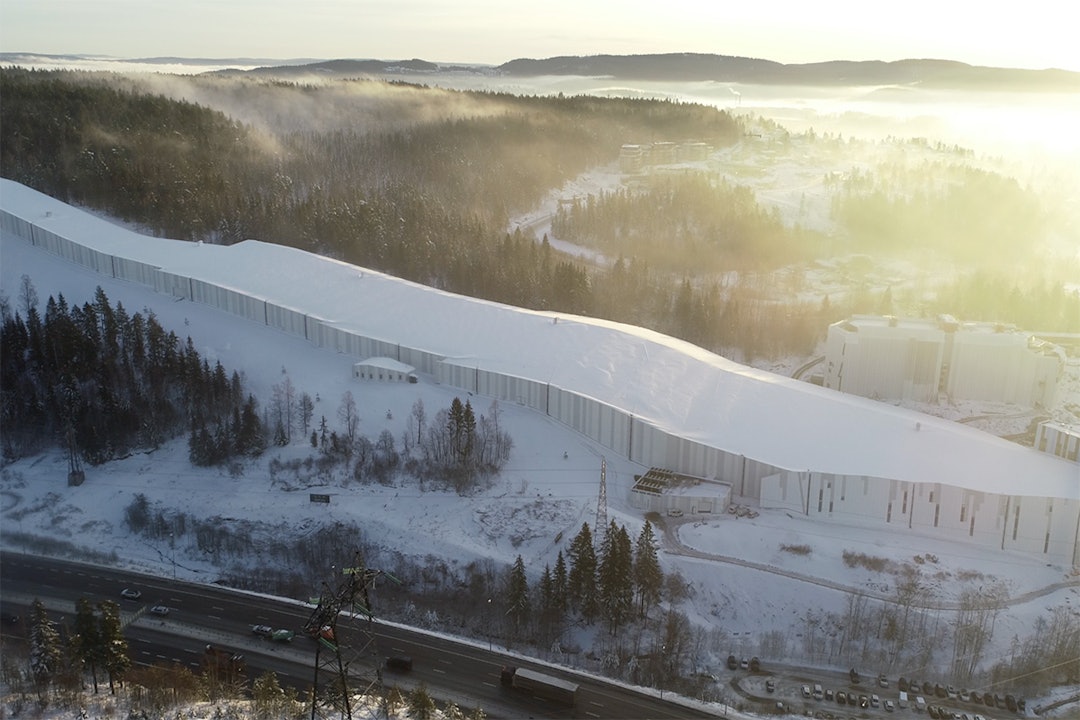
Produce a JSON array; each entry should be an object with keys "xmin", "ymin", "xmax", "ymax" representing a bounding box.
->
[{"xmin": 501, "ymin": 666, "xmax": 578, "ymax": 707}]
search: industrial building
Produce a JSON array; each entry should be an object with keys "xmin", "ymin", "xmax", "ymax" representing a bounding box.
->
[
  {"xmin": 3, "ymin": 179, "xmax": 1078, "ymax": 567},
  {"xmin": 825, "ymin": 314, "xmax": 1063, "ymax": 407}
]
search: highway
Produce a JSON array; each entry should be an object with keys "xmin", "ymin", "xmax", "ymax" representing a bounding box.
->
[{"xmin": 0, "ymin": 551, "xmax": 719, "ymax": 718}]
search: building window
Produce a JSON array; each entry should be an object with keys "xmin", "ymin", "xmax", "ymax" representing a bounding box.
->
[
  {"xmin": 929, "ymin": 491, "xmax": 934, "ymax": 503},
  {"xmin": 933, "ymin": 504, "xmax": 940, "ymax": 527},
  {"xmin": 887, "ymin": 502, "xmax": 892, "ymax": 523},
  {"xmin": 960, "ymin": 504, "xmax": 966, "ymax": 523},
  {"xmin": 901, "ymin": 490, "xmax": 908, "ymax": 515}
]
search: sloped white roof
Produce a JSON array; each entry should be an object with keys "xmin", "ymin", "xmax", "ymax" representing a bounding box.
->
[{"xmin": 2, "ymin": 179, "xmax": 1076, "ymax": 500}]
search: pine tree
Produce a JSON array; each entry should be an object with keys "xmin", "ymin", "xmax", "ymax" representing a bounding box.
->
[
  {"xmin": 633, "ymin": 519, "xmax": 663, "ymax": 620},
  {"xmin": 506, "ymin": 555, "xmax": 531, "ymax": 637},
  {"xmin": 598, "ymin": 521, "xmax": 634, "ymax": 635},
  {"xmin": 553, "ymin": 550, "xmax": 569, "ymax": 615},
  {"xmin": 72, "ymin": 596, "xmax": 102, "ymax": 693},
  {"xmin": 407, "ymin": 682, "xmax": 437, "ymax": 720},
  {"xmin": 29, "ymin": 597, "xmax": 63, "ymax": 688},
  {"xmin": 567, "ymin": 522, "xmax": 598, "ymax": 622},
  {"xmin": 97, "ymin": 600, "xmax": 131, "ymax": 695}
]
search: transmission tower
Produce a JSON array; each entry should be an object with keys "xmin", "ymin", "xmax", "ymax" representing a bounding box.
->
[
  {"xmin": 304, "ymin": 552, "xmax": 395, "ymax": 720},
  {"xmin": 595, "ymin": 456, "xmax": 608, "ymax": 536}
]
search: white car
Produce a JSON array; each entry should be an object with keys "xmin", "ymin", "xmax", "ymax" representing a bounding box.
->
[
  {"xmin": 120, "ymin": 588, "xmax": 142, "ymax": 600},
  {"xmin": 150, "ymin": 605, "xmax": 169, "ymax": 616},
  {"xmin": 252, "ymin": 624, "xmax": 273, "ymax": 637}
]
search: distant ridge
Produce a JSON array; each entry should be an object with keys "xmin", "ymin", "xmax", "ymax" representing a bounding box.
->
[
  {"xmin": 496, "ymin": 53, "xmax": 1080, "ymax": 91},
  {"xmin": 4, "ymin": 51, "xmax": 1077, "ymax": 91},
  {"xmin": 232, "ymin": 52, "xmax": 1080, "ymax": 91}
]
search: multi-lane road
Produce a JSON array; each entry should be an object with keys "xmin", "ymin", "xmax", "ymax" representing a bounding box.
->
[{"xmin": 0, "ymin": 551, "xmax": 719, "ymax": 719}]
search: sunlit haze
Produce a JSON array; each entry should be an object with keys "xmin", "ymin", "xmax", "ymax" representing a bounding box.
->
[{"xmin": 2, "ymin": 0, "xmax": 1078, "ymax": 72}]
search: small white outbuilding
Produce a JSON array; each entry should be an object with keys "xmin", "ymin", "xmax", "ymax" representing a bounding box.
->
[{"xmin": 352, "ymin": 357, "xmax": 417, "ymax": 383}]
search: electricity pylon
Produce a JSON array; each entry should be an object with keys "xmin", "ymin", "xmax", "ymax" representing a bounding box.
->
[{"xmin": 304, "ymin": 552, "xmax": 397, "ymax": 720}]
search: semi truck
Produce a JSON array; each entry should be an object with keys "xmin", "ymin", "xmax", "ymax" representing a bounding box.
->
[{"xmin": 501, "ymin": 665, "xmax": 578, "ymax": 707}]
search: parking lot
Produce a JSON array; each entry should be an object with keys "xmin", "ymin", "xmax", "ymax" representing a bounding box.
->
[{"xmin": 733, "ymin": 664, "xmax": 1026, "ymax": 720}]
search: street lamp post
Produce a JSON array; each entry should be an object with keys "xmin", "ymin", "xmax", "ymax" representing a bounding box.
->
[
  {"xmin": 169, "ymin": 532, "xmax": 176, "ymax": 580},
  {"xmin": 660, "ymin": 643, "xmax": 666, "ymax": 699},
  {"xmin": 486, "ymin": 598, "xmax": 492, "ymax": 651}
]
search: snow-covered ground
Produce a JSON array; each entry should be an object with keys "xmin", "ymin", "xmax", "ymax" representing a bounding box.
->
[{"xmin": 3, "ymin": 204, "xmax": 1078, "ymax": 700}]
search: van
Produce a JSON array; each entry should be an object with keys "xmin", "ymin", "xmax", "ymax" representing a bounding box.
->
[
  {"xmin": 385, "ymin": 656, "xmax": 413, "ymax": 672},
  {"xmin": 915, "ymin": 696, "xmax": 927, "ymax": 712}
]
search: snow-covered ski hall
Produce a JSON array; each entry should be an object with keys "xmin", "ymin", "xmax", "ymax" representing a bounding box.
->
[{"xmin": 2, "ymin": 179, "xmax": 1078, "ymax": 567}]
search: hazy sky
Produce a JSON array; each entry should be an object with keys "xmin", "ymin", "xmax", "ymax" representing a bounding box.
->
[{"xmin": 2, "ymin": 0, "xmax": 1078, "ymax": 72}]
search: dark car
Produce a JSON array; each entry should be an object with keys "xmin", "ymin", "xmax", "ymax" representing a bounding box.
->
[
  {"xmin": 837, "ymin": 690, "xmax": 847, "ymax": 705},
  {"xmin": 727, "ymin": 654, "xmax": 738, "ymax": 670},
  {"xmin": 385, "ymin": 656, "xmax": 413, "ymax": 672},
  {"xmin": 936, "ymin": 684, "xmax": 948, "ymax": 698}
]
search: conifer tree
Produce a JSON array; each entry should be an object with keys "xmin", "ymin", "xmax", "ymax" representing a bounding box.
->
[
  {"xmin": 567, "ymin": 522, "xmax": 598, "ymax": 622},
  {"xmin": 97, "ymin": 600, "xmax": 130, "ymax": 695},
  {"xmin": 408, "ymin": 682, "xmax": 437, "ymax": 720},
  {"xmin": 72, "ymin": 596, "xmax": 102, "ymax": 693},
  {"xmin": 633, "ymin": 519, "xmax": 664, "ymax": 620},
  {"xmin": 506, "ymin": 555, "xmax": 531, "ymax": 636},
  {"xmin": 553, "ymin": 550, "xmax": 569, "ymax": 615},
  {"xmin": 29, "ymin": 597, "xmax": 63, "ymax": 689},
  {"xmin": 598, "ymin": 521, "xmax": 634, "ymax": 635}
]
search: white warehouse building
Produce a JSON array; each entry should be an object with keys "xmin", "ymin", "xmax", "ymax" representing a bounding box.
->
[
  {"xmin": 825, "ymin": 314, "xmax": 1062, "ymax": 408},
  {"xmin": 2, "ymin": 179, "xmax": 1078, "ymax": 567}
]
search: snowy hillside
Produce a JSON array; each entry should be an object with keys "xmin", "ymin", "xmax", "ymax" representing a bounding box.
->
[{"xmin": 1, "ymin": 186, "xmax": 1078, "ymax": 709}]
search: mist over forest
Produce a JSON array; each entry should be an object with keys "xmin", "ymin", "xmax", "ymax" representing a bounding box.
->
[{"xmin": 1, "ymin": 66, "xmax": 1077, "ymax": 367}]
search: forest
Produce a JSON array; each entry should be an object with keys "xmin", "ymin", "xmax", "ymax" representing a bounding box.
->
[{"xmin": 3, "ymin": 67, "xmax": 1076, "ymax": 368}]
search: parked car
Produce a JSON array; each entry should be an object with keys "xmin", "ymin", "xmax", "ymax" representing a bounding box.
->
[
  {"xmin": 871, "ymin": 693, "xmax": 881, "ymax": 708},
  {"xmin": 750, "ymin": 656, "xmax": 761, "ymax": 672},
  {"xmin": 825, "ymin": 688, "xmax": 834, "ymax": 701},
  {"xmin": 149, "ymin": 605, "xmax": 169, "ymax": 616},
  {"xmin": 251, "ymin": 624, "xmax": 273, "ymax": 637},
  {"xmin": 813, "ymin": 684, "xmax": 823, "ymax": 700},
  {"xmin": 120, "ymin": 588, "xmax": 141, "ymax": 600},
  {"xmin": 879, "ymin": 673, "xmax": 889, "ymax": 688},
  {"xmin": 837, "ymin": 691, "xmax": 847, "ymax": 705},
  {"xmin": 885, "ymin": 699, "xmax": 895, "ymax": 712},
  {"xmin": 858, "ymin": 695, "xmax": 869, "ymax": 708},
  {"xmin": 727, "ymin": 654, "xmax": 738, "ymax": 670},
  {"xmin": 766, "ymin": 680, "xmax": 775, "ymax": 693},
  {"xmin": 802, "ymin": 685, "xmax": 812, "ymax": 698},
  {"xmin": 741, "ymin": 657, "xmax": 749, "ymax": 670}
]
